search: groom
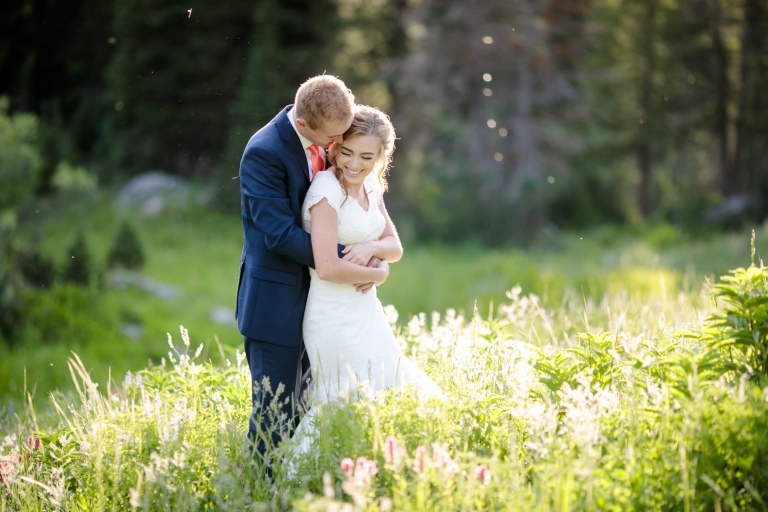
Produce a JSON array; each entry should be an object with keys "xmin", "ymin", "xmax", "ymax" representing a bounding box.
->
[{"xmin": 236, "ymin": 75, "xmax": 373, "ymax": 460}]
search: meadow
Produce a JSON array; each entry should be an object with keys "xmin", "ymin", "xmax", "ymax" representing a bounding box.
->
[{"xmin": 1, "ymin": 194, "xmax": 768, "ymax": 509}]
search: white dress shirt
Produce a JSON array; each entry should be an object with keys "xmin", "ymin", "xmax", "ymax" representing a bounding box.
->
[{"xmin": 289, "ymin": 107, "xmax": 326, "ymax": 180}]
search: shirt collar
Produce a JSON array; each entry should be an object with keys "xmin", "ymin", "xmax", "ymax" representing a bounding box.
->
[{"xmin": 289, "ymin": 107, "xmax": 313, "ymax": 150}]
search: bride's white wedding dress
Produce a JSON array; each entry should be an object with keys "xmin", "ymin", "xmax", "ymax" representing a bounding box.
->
[{"xmin": 291, "ymin": 171, "xmax": 442, "ymax": 452}]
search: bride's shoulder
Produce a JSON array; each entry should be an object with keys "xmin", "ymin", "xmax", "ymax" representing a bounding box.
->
[
  {"xmin": 314, "ymin": 169, "xmax": 338, "ymax": 182},
  {"xmin": 309, "ymin": 169, "xmax": 343, "ymax": 192}
]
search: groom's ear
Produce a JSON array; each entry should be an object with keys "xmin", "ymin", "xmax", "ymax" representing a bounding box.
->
[{"xmin": 296, "ymin": 117, "xmax": 308, "ymax": 130}]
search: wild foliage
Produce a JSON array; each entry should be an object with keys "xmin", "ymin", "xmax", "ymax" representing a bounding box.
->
[{"xmin": 2, "ymin": 254, "xmax": 768, "ymax": 510}]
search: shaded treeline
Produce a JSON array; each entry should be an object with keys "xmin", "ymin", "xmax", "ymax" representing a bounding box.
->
[{"xmin": 1, "ymin": 0, "xmax": 766, "ymax": 243}]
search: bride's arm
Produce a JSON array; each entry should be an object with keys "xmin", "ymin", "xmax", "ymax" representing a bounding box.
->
[
  {"xmin": 311, "ymin": 199, "xmax": 390, "ymax": 284},
  {"xmin": 341, "ymin": 200, "xmax": 403, "ymax": 265}
]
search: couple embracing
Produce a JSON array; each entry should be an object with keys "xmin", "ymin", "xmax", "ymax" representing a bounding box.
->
[{"xmin": 235, "ymin": 75, "xmax": 441, "ymax": 462}]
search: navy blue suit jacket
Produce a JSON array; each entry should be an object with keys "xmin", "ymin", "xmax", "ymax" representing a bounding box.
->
[{"xmin": 235, "ymin": 105, "xmax": 340, "ymax": 347}]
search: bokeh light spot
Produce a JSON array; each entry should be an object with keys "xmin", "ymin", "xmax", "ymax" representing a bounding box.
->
[
  {"xmin": 487, "ymin": 119, "xmax": 497, "ymax": 128},
  {"xmin": 499, "ymin": 127, "xmax": 508, "ymax": 137},
  {"xmin": 494, "ymin": 152, "xmax": 503, "ymax": 162},
  {"xmin": 483, "ymin": 88, "xmax": 492, "ymax": 97},
  {"xmin": 115, "ymin": 101, "xmax": 124, "ymax": 111},
  {"xmin": 482, "ymin": 36, "xmax": 493, "ymax": 44},
  {"xmin": 483, "ymin": 73, "xmax": 492, "ymax": 82}
]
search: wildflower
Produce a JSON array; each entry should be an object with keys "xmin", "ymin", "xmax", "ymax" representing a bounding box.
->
[
  {"xmin": 363, "ymin": 459, "xmax": 378, "ymax": 477},
  {"xmin": 474, "ymin": 464, "xmax": 491, "ymax": 485},
  {"xmin": 413, "ymin": 445, "xmax": 427, "ymax": 472},
  {"xmin": 431, "ymin": 444, "xmax": 452, "ymax": 468},
  {"xmin": 340, "ymin": 457, "xmax": 354, "ymax": 475},
  {"xmin": 445, "ymin": 460, "xmax": 460, "ymax": 474},
  {"xmin": 383, "ymin": 435, "xmax": 405, "ymax": 465},
  {"xmin": 27, "ymin": 436, "xmax": 41, "ymax": 451},
  {"xmin": 322, "ymin": 471, "xmax": 335, "ymax": 499}
]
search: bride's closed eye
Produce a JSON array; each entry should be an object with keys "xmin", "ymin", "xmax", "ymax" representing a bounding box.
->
[{"xmin": 341, "ymin": 150, "xmax": 373, "ymax": 161}]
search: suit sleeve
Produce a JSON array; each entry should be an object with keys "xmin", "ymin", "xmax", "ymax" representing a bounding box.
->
[{"xmin": 240, "ymin": 146, "xmax": 317, "ymax": 268}]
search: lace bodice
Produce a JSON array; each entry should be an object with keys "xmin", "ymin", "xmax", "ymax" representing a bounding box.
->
[{"xmin": 302, "ymin": 171, "xmax": 385, "ymax": 246}]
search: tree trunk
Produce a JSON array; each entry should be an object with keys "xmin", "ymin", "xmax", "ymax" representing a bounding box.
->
[
  {"xmin": 711, "ymin": 0, "xmax": 734, "ymax": 195},
  {"xmin": 508, "ymin": 0, "xmax": 541, "ymax": 199},
  {"xmin": 637, "ymin": 0, "xmax": 657, "ymax": 218},
  {"xmin": 733, "ymin": 0, "xmax": 757, "ymax": 195}
]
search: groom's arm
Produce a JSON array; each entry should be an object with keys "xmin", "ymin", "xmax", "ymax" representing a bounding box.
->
[{"xmin": 241, "ymin": 146, "xmax": 343, "ymax": 268}]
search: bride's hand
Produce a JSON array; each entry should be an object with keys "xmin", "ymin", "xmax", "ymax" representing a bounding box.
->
[
  {"xmin": 354, "ymin": 259, "xmax": 388, "ymax": 293},
  {"xmin": 342, "ymin": 241, "xmax": 376, "ymax": 266},
  {"xmin": 373, "ymin": 261, "xmax": 389, "ymax": 286}
]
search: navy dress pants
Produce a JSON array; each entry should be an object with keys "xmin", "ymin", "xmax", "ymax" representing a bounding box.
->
[{"xmin": 243, "ymin": 336, "xmax": 308, "ymax": 460}]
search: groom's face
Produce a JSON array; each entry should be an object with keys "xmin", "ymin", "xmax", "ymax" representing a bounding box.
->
[{"xmin": 297, "ymin": 117, "xmax": 351, "ymax": 149}]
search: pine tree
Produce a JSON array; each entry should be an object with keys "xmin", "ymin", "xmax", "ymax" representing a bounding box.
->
[
  {"xmin": 215, "ymin": 0, "xmax": 339, "ymax": 211},
  {"xmin": 107, "ymin": 222, "xmax": 145, "ymax": 270},
  {"xmin": 64, "ymin": 232, "xmax": 91, "ymax": 286},
  {"xmin": 104, "ymin": 0, "xmax": 253, "ymax": 176}
]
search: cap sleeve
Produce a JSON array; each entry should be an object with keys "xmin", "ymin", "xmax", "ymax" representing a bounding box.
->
[{"xmin": 302, "ymin": 171, "xmax": 345, "ymax": 231}]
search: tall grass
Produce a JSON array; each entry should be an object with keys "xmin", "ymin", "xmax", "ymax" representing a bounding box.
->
[{"xmin": 2, "ymin": 246, "xmax": 767, "ymax": 510}]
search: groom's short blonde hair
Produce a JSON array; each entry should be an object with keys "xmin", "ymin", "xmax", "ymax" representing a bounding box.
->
[{"xmin": 295, "ymin": 75, "xmax": 355, "ymax": 130}]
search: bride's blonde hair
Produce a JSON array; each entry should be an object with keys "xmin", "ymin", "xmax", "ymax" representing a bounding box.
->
[{"xmin": 328, "ymin": 105, "xmax": 396, "ymax": 204}]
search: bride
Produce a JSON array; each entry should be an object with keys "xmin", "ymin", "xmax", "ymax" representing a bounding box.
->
[{"xmin": 294, "ymin": 105, "xmax": 442, "ymax": 444}]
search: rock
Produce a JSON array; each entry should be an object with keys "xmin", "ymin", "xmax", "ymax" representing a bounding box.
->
[
  {"xmin": 109, "ymin": 269, "xmax": 179, "ymax": 301},
  {"xmin": 117, "ymin": 171, "xmax": 189, "ymax": 216},
  {"xmin": 702, "ymin": 194, "xmax": 758, "ymax": 228},
  {"xmin": 211, "ymin": 306, "xmax": 235, "ymax": 325},
  {"xmin": 119, "ymin": 322, "xmax": 143, "ymax": 340}
]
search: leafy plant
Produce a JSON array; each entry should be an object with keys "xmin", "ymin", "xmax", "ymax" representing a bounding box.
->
[{"xmin": 696, "ymin": 232, "xmax": 768, "ymax": 381}]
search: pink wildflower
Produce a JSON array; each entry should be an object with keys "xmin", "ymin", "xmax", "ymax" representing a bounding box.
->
[
  {"xmin": 383, "ymin": 435, "xmax": 404, "ymax": 464},
  {"xmin": 27, "ymin": 437, "xmax": 41, "ymax": 451},
  {"xmin": 363, "ymin": 459, "xmax": 379, "ymax": 477},
  {"xmin": 474, "ymin": 464, "xmax": 491, "ymax": 485},
  {"xmin": 340, "ymin": 457, "xmax": 355, "ymax": 476},
  {"xmin": 413, "ymin": 445, "xmax": 427, "ymax": 473}
]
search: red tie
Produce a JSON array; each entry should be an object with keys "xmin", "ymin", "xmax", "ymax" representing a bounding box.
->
[{"xmin": 308, "ymin": 144, "xmax": 324, "ymax": 179}]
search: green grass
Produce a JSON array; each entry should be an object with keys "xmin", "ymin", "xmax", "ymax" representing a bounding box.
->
[
  {"xmin": 1, "ymin": 248, "xmax": 767, "ymax": 510},
  {"xmin": 1, "ymin": 190, "xmax": 766, "ymax": 413}
]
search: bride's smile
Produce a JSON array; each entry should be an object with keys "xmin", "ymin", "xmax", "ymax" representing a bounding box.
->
[{"xmin": 335, "ymin": 134, "xmax": 381, "ymax": 191}]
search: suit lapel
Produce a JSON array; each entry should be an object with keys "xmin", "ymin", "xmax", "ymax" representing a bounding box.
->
[{"xmin": 276, "ymin": 105, "xmax": 310, "ymax": 183}]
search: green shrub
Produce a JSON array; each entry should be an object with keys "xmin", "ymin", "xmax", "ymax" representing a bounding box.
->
[
  {"xmin": 14, "ymin": 284, "xmax": 117, "ymax": 346},
  {"xmin": 63, "ymin": 231, "xmax": 92, "ymax": 286},
  {"xmin": 0, "ymin": 96, "xmax": 43, "ymax": 213},
  {"xmin": 107, "ymin": 221, "xmax": 145, "ymax": 270}
]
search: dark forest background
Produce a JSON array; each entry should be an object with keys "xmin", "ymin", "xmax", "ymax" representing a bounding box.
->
[
  {"xmin": 1, "ymin": 0, "xmax": 768, "ymax": 407},
  {"xmin": 2, "ymin": 0, "xmax": 767, "ymax": 244}
]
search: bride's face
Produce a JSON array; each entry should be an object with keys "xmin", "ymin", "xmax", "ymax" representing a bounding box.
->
[{"xmin": 335, "ymin": 135, "xmax": 381, "ymax": 187}]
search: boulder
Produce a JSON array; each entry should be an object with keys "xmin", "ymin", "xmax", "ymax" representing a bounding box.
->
[{"xmin": 117, "ymin": 172, "xmax": 189, "ymax": 216}]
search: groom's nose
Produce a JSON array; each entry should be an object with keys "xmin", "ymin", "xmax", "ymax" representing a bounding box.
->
[{"xmin": 333, "ymin": 135, "xmax": 343, "ymax": 145}]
